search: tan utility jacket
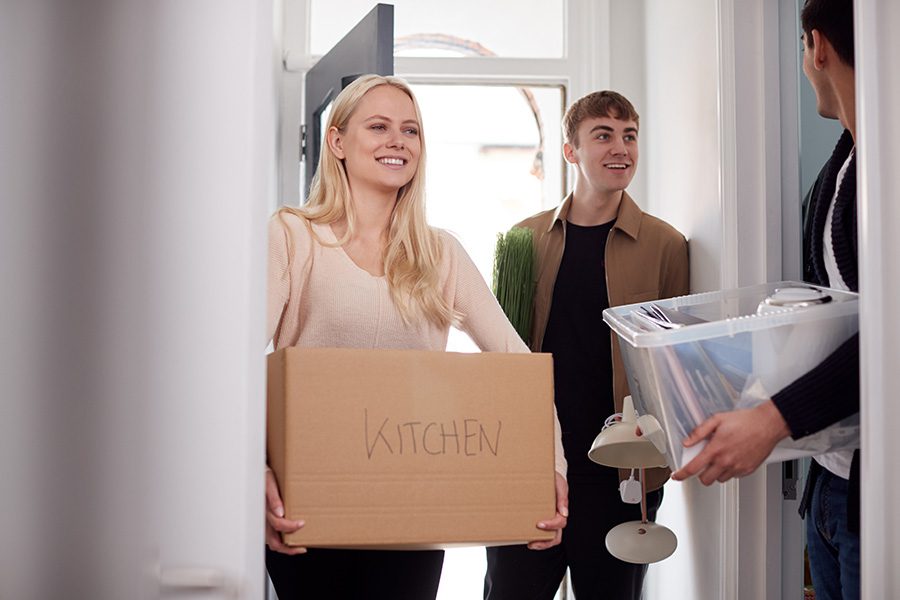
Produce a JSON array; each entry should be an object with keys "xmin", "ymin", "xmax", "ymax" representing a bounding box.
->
[{"xmin": 515, "ymin": 191, "xmax": 690, "ymax": 491}]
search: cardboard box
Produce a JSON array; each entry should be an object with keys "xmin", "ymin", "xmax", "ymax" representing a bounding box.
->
[{"xmin": 267, "ymin": 347, "xmax": 556, "ymax": 549}]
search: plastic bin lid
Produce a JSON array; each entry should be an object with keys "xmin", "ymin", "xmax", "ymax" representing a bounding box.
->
[{"xmin": 603, "ymin": 281, "xmax": 858, "ymax": 348}]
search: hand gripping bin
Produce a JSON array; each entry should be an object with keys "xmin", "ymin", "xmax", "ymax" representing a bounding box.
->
[{"xmin": 602, "ymin": 281, "xmax": 860, "ymax": 471}]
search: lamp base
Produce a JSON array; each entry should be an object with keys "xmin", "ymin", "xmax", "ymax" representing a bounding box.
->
[{"xmin": 605, "ymin": 521, "xmax": 677, "ymax": 564}]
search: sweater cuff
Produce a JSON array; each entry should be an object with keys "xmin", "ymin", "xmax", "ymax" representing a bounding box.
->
[
  {"xmin": 553, "ymin": 405, "xmax": 567, "ymax": 479},
  {"xmin": 771, "ymin": 333, "xmax": 860, "ymax": 438}
]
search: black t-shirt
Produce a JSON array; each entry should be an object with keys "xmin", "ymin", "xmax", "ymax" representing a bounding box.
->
[{"xmin": 541, "ymin": 220, "xmax": 616, "ymax": 480}]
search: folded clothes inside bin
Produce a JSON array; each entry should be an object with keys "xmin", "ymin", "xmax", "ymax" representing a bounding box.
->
[{"xmin": 603, "ymin": 281, "xmax": 860, "ymax": 470}]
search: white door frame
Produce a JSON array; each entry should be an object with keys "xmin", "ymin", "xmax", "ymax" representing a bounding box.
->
[
  {"xmin": 855, "ymin": 1, "xmax": 900, "ymax": 597},
  {"xmin": 717, "ymin": 0, "xmax": 805, "ymax": 597}
]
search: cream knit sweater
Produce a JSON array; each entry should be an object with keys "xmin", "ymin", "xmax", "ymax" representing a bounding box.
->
[{"xmin": 267, "ymin": 212, "xmax": 566, "ymax": 476}]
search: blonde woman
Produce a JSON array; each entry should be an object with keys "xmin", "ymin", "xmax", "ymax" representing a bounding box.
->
[{"xmin": 265, "ymin": 74, "xmax": 568, "ymax": 599}]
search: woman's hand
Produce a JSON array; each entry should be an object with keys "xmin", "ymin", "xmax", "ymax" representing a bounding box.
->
[
  {"xmin": 528, "ymin": 471, "xmax": 569, "ymax": 550},
  {"xmin": 265, "ymin": 467, "xmax": 307, "ymax": 555}
]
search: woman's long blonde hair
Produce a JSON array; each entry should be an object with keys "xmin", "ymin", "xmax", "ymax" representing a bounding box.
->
[{"xmin": 278, "ymin": 74, "xmax": 455, "ymax": 328}]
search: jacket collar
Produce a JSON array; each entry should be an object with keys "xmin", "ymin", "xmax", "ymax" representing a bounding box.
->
[{"xmin": 548, "ymin": 191, "xmax": 642, "ymax": 240}]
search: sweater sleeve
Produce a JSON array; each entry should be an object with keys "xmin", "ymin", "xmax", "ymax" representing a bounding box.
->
[
  {"xmin": 449, "ymin": 234, "xmax": 529, "ymax": 353},
  {"xmin": 771, "ymin": 333, "xmax": 859, "ymax": 438},
  {"xmin": 267, "ymin": 216, "xmax": 291, "ymax": 345},
  {"xmin": 444, "ymin": 233, "xmax": 568, "ymax": 478},
  {"xmin": 266, "ymin": 213, "xmax": 313, "ymax": 347}
]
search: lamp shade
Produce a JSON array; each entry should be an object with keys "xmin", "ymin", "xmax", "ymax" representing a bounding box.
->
[
  {"xmin": 605, "ymin": 521, "xmax": 678, "ymax": 564},
  {"xmin": 587, "ymin": 396, "xmax": 668, "ymax": 469}
]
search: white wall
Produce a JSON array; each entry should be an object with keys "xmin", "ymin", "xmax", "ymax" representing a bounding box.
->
[
  {"xmin": 0, "ymin": 1, "xmax": 272, "ymax": 598},
  {"xmin": 640, "ymin": 3, "xmax": 724, "ymax": 597},
  {"xmin": 644, "ymin": 1, "xmax": 723, "ymax": 291},
  {"xmin": 637, "ymin": 2, "xmax": 805, "ymax": 598},
  {"xmin": 609, "ymin": 0, "xmax": 648, "ymax": 207},
  {"xmin": 638, "ymin": 1, "xmax": 789, "ymax": 598},
  {"xmin": 145, "ymin": 2, "xmax": 271, "ymax": 598}
]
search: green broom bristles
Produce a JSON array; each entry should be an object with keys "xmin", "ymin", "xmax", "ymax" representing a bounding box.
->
[{"xmin": 492, "ymin": 227, "xmax": 536, "ymax": 345}]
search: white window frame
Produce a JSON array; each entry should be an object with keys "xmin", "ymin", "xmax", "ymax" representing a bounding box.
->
[{"xmin": 278, "ymin": 0, "xmax": 611, "ymax": 208}]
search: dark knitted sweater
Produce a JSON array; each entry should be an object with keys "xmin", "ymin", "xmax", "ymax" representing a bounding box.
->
[
  {"xmin": 774, "ymin": 130, "xmax": 861, "ymax": 528},
  {"xmin": 772, "ymin": 129, "xmax": 859, "ymax": 436}
]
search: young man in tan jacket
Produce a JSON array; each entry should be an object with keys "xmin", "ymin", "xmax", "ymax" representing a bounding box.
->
[{"xmin": 484, "ymin": 91, "xmax": 689, "ymax": 600}]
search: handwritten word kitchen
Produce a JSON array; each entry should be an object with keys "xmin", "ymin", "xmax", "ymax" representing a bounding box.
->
[{"xmin": 364, "ymin": 409, "xmax": 502, "ymax": 459}]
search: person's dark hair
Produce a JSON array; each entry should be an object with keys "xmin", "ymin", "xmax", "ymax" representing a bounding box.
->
[
  {"xmin": 801, "ymin": 0, "xmax": 854, "ymax": 67},
  {"xmin": 563, "ymin": 91, "xmax": 639, "ymax": 147}
]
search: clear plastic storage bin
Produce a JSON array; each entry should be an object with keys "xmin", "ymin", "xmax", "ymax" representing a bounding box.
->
[{"xmin": 603, "ymin": 281, "xmax": 860, "ymax": 470}]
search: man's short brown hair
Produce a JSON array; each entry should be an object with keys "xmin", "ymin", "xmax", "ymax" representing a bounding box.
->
[{"xmin": 563, "ymin": 91, "xmax": 640, "ymax": 147}]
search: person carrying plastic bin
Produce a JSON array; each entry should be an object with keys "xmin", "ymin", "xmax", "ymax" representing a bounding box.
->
[
  {"xmin": 672, "ymin": 1, "xmax": 862, "ymax": 597},
  {"xmin": 485, "ymin": 91, "xmax": 689, "ymax": 600}
]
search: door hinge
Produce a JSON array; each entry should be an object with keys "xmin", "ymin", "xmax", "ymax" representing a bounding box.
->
[
  {"xmin": 300, "ymin": 124, "xmax": 307, "ymax": 162},
  {"xmin": 782, "ymin": 459, "xmax": 799, "ymax": 500}
]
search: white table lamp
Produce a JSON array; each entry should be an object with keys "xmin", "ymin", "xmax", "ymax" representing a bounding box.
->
[{"xmin": 587, "ymin": 396, "xmax": 677, "ymax": 564}]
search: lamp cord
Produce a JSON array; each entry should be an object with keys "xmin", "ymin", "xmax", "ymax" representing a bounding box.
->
[
  {"xmin": 602, "ymin": 412, "xmax": 624, "ymax": 430},
  {"xmin": 640, "ymin": 467, "xmax": 648, "ymax": 524}
]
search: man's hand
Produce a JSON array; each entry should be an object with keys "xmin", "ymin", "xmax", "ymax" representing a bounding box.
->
[
  {"xmin": 528, "ymin": 471, "xmax": 569, "ymax": 550},
  {"xmin": 671, "ymin": 401, "xmax": 791, "ymax": 485}
]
